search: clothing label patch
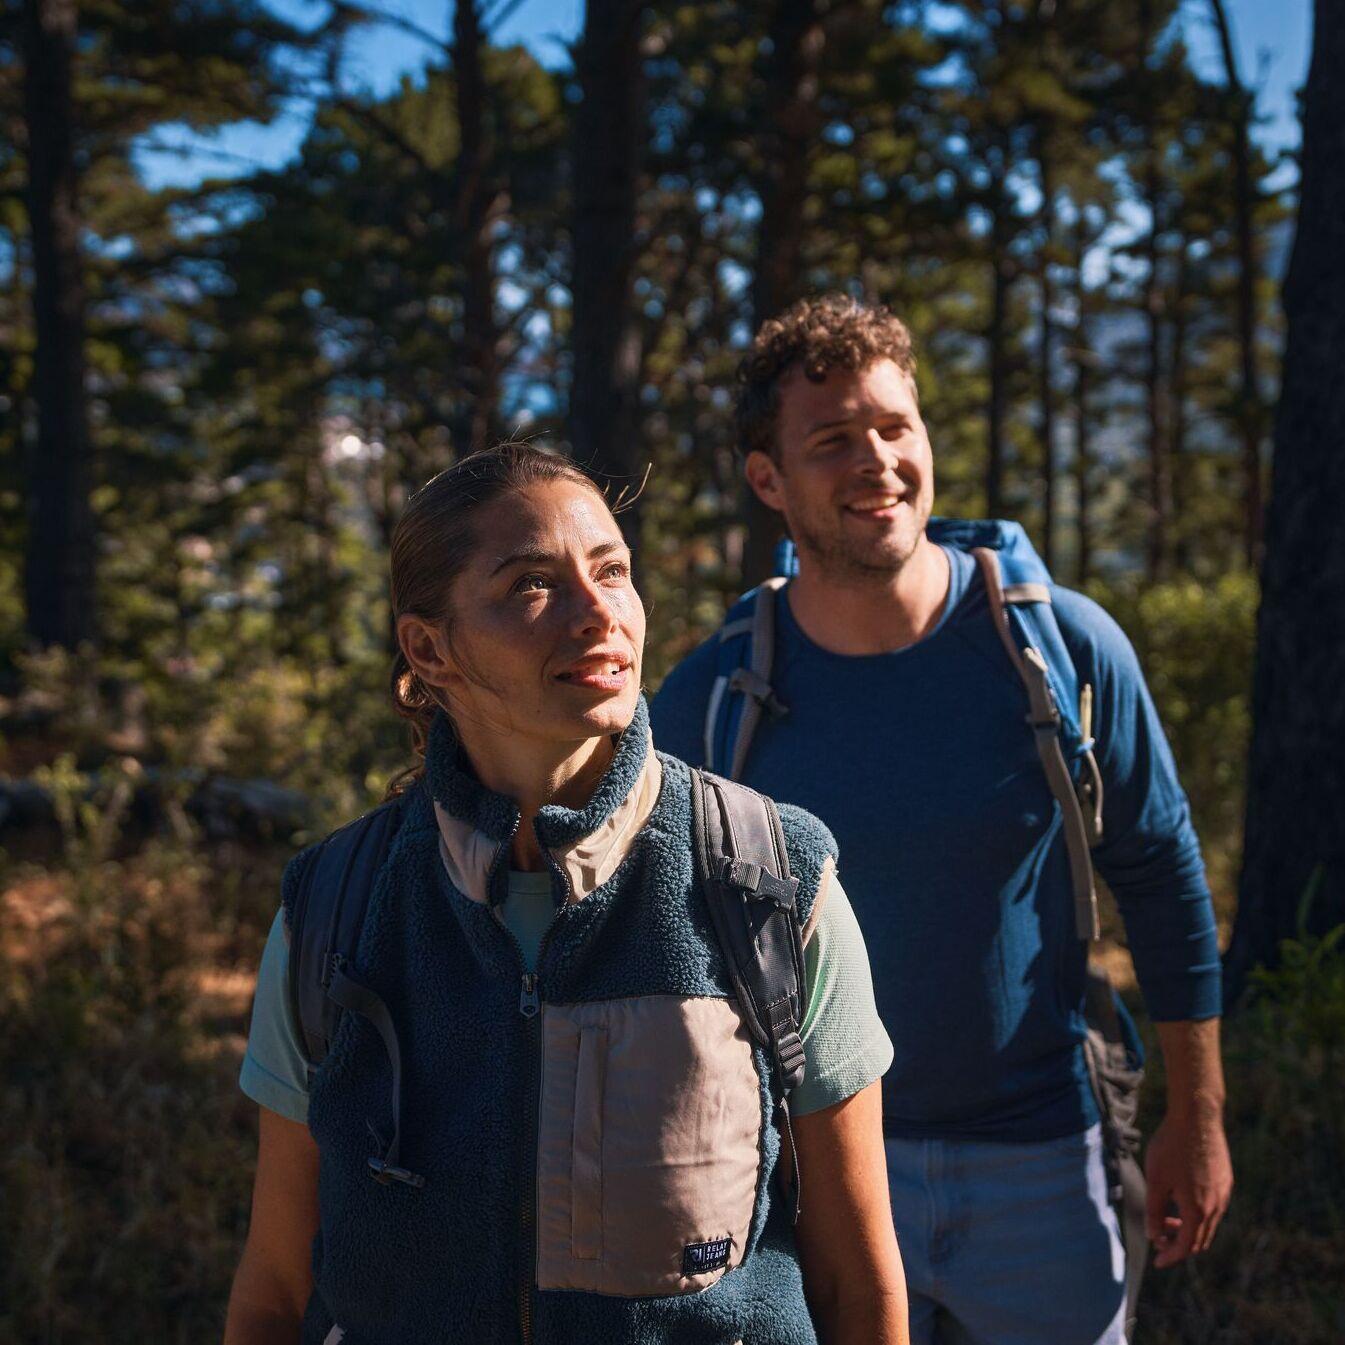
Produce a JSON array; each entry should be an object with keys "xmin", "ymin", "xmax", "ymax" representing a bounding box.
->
[{"xmin": 682, "ymin": 1237, "xmax": 732, "ymax": 1276}]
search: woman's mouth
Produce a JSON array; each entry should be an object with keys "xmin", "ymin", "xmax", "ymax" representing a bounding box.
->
[{"xmin": 555, "ymin": 656, "xmax": 631, "ymax": 692}]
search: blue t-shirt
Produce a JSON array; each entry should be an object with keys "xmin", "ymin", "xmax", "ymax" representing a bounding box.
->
[{"xmin": 650, "ymin": 547, "xmax": 1220, "ymax": 1142}]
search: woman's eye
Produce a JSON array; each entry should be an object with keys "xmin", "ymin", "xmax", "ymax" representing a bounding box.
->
[
  {"xmin": 599, "ymin": 561, "xmax": 630, "ymax": 582},
  {"xmin": 513, "ymin": 573, "xmax": 551, "ymax": 594}
]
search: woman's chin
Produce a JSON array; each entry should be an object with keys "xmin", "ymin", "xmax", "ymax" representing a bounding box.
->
[{"xmin": 560, "ymin": 689, "xmax": 640, "ymax": 739}]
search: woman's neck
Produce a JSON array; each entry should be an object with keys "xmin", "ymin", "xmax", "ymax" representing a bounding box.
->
[{"xmin": 456, "ymin": 726, "xmax": 616, "ymax": 871}]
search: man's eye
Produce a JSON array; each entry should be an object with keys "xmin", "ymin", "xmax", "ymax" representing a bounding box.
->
[
  {"xmin": 879, "ymin": 423, "xmax": 909, "ymax": 440},
  {"xmin": 815, "ymin": 437, "xmax": 847, "ymax": 453}
]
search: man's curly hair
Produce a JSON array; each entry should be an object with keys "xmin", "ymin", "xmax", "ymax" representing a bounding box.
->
[{"xmin": 735, "ymin": 294, "xmax": 918, "ymax": 460}]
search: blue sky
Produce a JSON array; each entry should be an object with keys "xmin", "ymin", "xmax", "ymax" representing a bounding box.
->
[{"xmin": 134, "ymin": 0, "xmax": 1311, "ymax": 192}]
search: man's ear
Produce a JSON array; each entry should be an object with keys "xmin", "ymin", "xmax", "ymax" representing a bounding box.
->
[
  {"xmin": 745, "ymin": 449, "xmax": 787, "ymax": 514},
  {"xmin": 397, "ymin": 613, "xmax": 457, "ymax": 692}
]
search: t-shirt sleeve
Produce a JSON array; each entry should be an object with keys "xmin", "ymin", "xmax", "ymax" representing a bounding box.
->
[
  {"xmin": 791, "ymin": 875, "xmax": 894, "ymax": 1118},
  {"xmin": 1054, "ymin": 587, "xmax": 1222, "ymax": 1022},
  {"xmin": 239, "ymin": 907, "xmax": 312, "ymax": 1124},
  {"xmin": 648, "ymin": 635, "xmax": 721, "ymax": 768}
]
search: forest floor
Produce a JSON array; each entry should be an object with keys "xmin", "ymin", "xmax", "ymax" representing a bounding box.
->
[{"xmin": 1, "ymin": 833, "xmax": 1341, "ymax": 1345}]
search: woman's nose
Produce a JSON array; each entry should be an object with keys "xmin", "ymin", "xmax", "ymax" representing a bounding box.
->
[{"xmin": 570, "ymin": 579, "xmax": 619, "ymax": 635}]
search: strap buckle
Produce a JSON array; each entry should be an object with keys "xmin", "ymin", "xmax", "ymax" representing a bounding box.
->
[
  {"xmin": 727, "ymin": 667, "xmax": 789, "ymax": 720},
  {"xmin": 774, "ymin": 1028, "xmax": 806, "ymax": 1092},
  {"xmin": 714, "ymin": 855, "xmax": 799, "ymax": 910},
  {"xmin": 368, "ymin": 1155, "xmax": 427, "ymax": 1189}
]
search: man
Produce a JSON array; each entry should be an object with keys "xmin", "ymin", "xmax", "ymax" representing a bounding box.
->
[{"xmin": 651, "ymin": 294, "xmax": 1232, "ymax": 1345}]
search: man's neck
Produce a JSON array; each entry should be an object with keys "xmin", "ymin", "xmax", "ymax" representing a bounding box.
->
[{"xmin": 786, "ymin": 534, "xmax": 952, "ymax": 656}]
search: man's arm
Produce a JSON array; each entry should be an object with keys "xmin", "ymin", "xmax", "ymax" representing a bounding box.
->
[
  {"xmin": 1053, "ymin": 589, "xmax": 1231, "ymax": 1263},
  {"xmin": 1145, "ymin": 1019, "xmax": 1233, "ymax": 1267}
]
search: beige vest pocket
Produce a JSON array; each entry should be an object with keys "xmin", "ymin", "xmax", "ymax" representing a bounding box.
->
[{"xmin": 536, "ymin": 996, "xmax": 761, "ymax": 1296}]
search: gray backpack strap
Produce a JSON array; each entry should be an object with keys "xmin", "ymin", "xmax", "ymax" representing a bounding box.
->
[
  {"xmin": 1082, "ymin": 970, "xmax": 1147, "ymax": 1338},
  {"xmin": 690, "ymin": 768, "xmax": 808, "ymax": 1218},
  {"xmin": 974, "ymin": 547, "xmax": 1102, "ymax": 941},
  {"xmin": 287, "ymin": 787, "xmax": 423, "ymax": 1187},
  {"xmin": 690, "ymin": 768, "xmax": 807, "ymax": 1089},
  {"xmin": 728, "ymin": 576, "xmax": 788, "ymax": 780}
]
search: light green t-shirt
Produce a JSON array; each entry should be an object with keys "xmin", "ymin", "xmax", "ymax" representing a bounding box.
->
[{"xmin": 240, "ymin": 869, "xmax": 891, "ymax": 1122}]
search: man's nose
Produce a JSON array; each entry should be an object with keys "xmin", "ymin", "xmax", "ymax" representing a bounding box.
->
[{"xmin": 859, "ymin": 426, "xmax": 899, "ymax": 471}]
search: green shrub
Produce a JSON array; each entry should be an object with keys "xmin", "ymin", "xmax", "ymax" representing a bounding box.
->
[
  {"xmin": 1138, "ymin": 917, "xmax": 1345, "ymax": 1344},
  {"xmin": 1090, "ymin": 572, "xmax": 1257, "ymax": 898}
]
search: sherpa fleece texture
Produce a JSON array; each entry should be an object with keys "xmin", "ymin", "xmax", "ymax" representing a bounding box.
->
[{"xmin": 279, "ymin": 696, "xmax": 838, "ymax": 1345}]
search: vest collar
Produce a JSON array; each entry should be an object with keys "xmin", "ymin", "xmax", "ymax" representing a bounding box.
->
[{"xmin": 427, "ymin": 696, "xmax": 661, "ymax": 905}]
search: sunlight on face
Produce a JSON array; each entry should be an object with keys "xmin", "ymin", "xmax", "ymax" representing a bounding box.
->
[
  {"xmin": 750, "ymin": 359, "xmax": 935, "ymax": 580},
  {"xmin": 441, "ymin": 480, "xmax": 645, "ymax": 747}
]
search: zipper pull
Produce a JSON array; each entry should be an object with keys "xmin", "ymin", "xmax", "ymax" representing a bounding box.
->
[{"xmin": 519, "ymin": 972, "xmax": 540, "ymax": 1018}]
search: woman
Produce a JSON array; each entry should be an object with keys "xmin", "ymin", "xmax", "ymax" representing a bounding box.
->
[{"xmin": 224, "ymin": 442, "xmax": 907, "ymax": 1344}]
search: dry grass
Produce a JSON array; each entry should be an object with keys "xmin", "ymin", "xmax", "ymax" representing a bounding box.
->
[{"xmin": 2, "ymin": 833, "xmax": 1340, "ymax": 1345}]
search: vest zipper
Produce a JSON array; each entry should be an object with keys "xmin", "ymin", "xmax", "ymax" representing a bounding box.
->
[{"xmin": 487, "ymin": 815, "xmax": 569, "ymax": 1345}]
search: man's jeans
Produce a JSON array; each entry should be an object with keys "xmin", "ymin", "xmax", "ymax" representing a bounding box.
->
[{"xmin": 886, "ymin": 1124, "xmax": 1127, "ymax": 1345}]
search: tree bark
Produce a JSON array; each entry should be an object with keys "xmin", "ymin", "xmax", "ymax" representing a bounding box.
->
[
  {"xmin": 569, "ymin": 0, "xmax": 646, "ymax": 568},
  {"xmin": 1143, "ymin": 147, "xmax": 1172, "ymax": 582},
  {"xmin": 986, "ymin": 178, "xmax": 1012, "ymax": 520},
  {"xmin": 1209, "ymin": 0, "xmax": 1264, "ymax": 569},
  {"xmin": 452, "ymin": 0, "xmax": 499, "ymax": 456},
  {"xmin": 1037, "ymin": 145, "xmax": 1057, "ymax": 570},
  {"xmin": 742, "ymin": 0, "xmax": 827, "ymax": 589},
  {"xmin": 1071, "ymin": 218, "xmax": 1093, "ymax": 585},
  {"xmin": 1226, "ymin": 0, "xmax": 1345, "ymax": 1000},
  {"xmin": 20, "ymin": 0, "xmax": 97, "ymax": 649},
  {"xmin": 1169, "ymin": 234, "xmax": 1191, "ymax": 572}
]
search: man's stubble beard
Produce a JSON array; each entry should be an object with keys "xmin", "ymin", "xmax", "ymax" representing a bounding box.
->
[{"xmin": 789, "ymin": 503, "xmax": 927, "ymax": 587}]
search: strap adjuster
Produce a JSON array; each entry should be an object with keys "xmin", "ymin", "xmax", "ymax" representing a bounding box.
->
[
  {"xmin": 714, "ymin": 855, "xmax": 799, "ymax": 910},
  {"xmin": 727, "ymin": 668, "xmax": 789, "ymax": 720}
]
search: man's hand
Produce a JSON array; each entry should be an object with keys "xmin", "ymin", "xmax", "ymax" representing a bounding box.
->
[{"xmin": 1146, "ymin": 1019, "xmax": 1234, "ymax": 1268}]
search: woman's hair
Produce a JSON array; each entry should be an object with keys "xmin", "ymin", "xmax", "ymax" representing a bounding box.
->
[{"xmin": 386, "ymin": 441, "xmax": 606, "ymax": 793}]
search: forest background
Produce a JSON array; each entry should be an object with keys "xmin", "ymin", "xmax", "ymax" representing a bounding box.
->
[{"xmin": 2, "ymin": 0, "xmax": 1343, "ymax": 1342}]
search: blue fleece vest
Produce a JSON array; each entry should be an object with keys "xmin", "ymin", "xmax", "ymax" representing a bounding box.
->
[{"xmin": 281, "ymin": 699, "xmax": 837, "ymax": 1345}]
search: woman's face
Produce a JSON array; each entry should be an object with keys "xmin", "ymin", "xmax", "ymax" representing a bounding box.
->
[{"xmin": 429, "ymin": 479, "xmax": 645, "ymax": 747}]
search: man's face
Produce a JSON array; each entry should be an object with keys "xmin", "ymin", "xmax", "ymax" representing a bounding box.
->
[{"xmin": 745, "ymin": 358, "xmax": 935, "ymax": 581}]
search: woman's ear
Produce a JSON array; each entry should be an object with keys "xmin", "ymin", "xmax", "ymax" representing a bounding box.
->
[{"xmin": 397, "ymin": 614, "xmax": 457, "ymax": 692}]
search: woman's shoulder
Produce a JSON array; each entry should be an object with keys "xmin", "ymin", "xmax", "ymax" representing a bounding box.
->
[{"xmin": 651, "ymin": 752, "xmax": 838, "ymax": 896}]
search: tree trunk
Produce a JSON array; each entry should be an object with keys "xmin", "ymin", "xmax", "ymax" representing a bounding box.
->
[
  {"xmin": 1209, "ymin": 0, "xmax": 1264, "ymax": 569},
  {"xmin": 20, "ymin": 0, "xmax": 96, "ymax": 649},
  {"xmin": 986, "ymin": 184, "xmax": 1012, "ymax": 519},
  {"xmin": 1226, "ymin": 0, "xmax": 1345, "ymax": 1000},
  {"xmin": 742, "ymin": 0, "xmax": 826, "ymax": 590},
  {"xmin": 1071, "ymin": 217, "xmax": 1093, "ymax": 585},
  {"xmin": 452, "ymin": 0, "xmax": 499, "ymax": 457},
  {"xmin": 1143, "ymin": 148, "xmax": 1172, "ymax": 581},
  {"xmin": 1037, "ymin": 146, "xmax": 1057, "ymax": 570},
  {"xmin": 1169, "ymin": 235, "xmax": 1191, "ymax": 572},
  {"xmin": 569, "ymin": 0, "xmax": 646, "ymax": 569}
]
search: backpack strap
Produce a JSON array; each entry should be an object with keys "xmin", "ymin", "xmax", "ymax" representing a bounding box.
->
[
  {"xmin": 974, "ymin": 547, "xmax": 1104, "ymax": 941},
  {"xmin": 690, "ymin": 768, "xmax": 808, "ymax": 1218},
  {"xmin": 704, "ymin": 577, "xmax": 789, "ymax": 777},
  {"xmin": 287, "ymin": 786, "xmax": 423, "ymax": 1187},
  {"xmin": 1081, "ymin": 969, "xmax": 1147, "ymax": 1336}
]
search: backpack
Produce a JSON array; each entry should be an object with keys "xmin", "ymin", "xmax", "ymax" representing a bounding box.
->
[
  {"xmin": 705, "ymin": 518, "xmax": 1147, "ymax": 1335},
  {"xmin": 285, "ymin": 768, "xmax": 811, "ymax": 1215}
]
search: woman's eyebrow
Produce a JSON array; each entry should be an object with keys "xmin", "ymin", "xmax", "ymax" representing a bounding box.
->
[{"xmin": 489, "ymin": 539, "xmax": 627, "ymax": 577}]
